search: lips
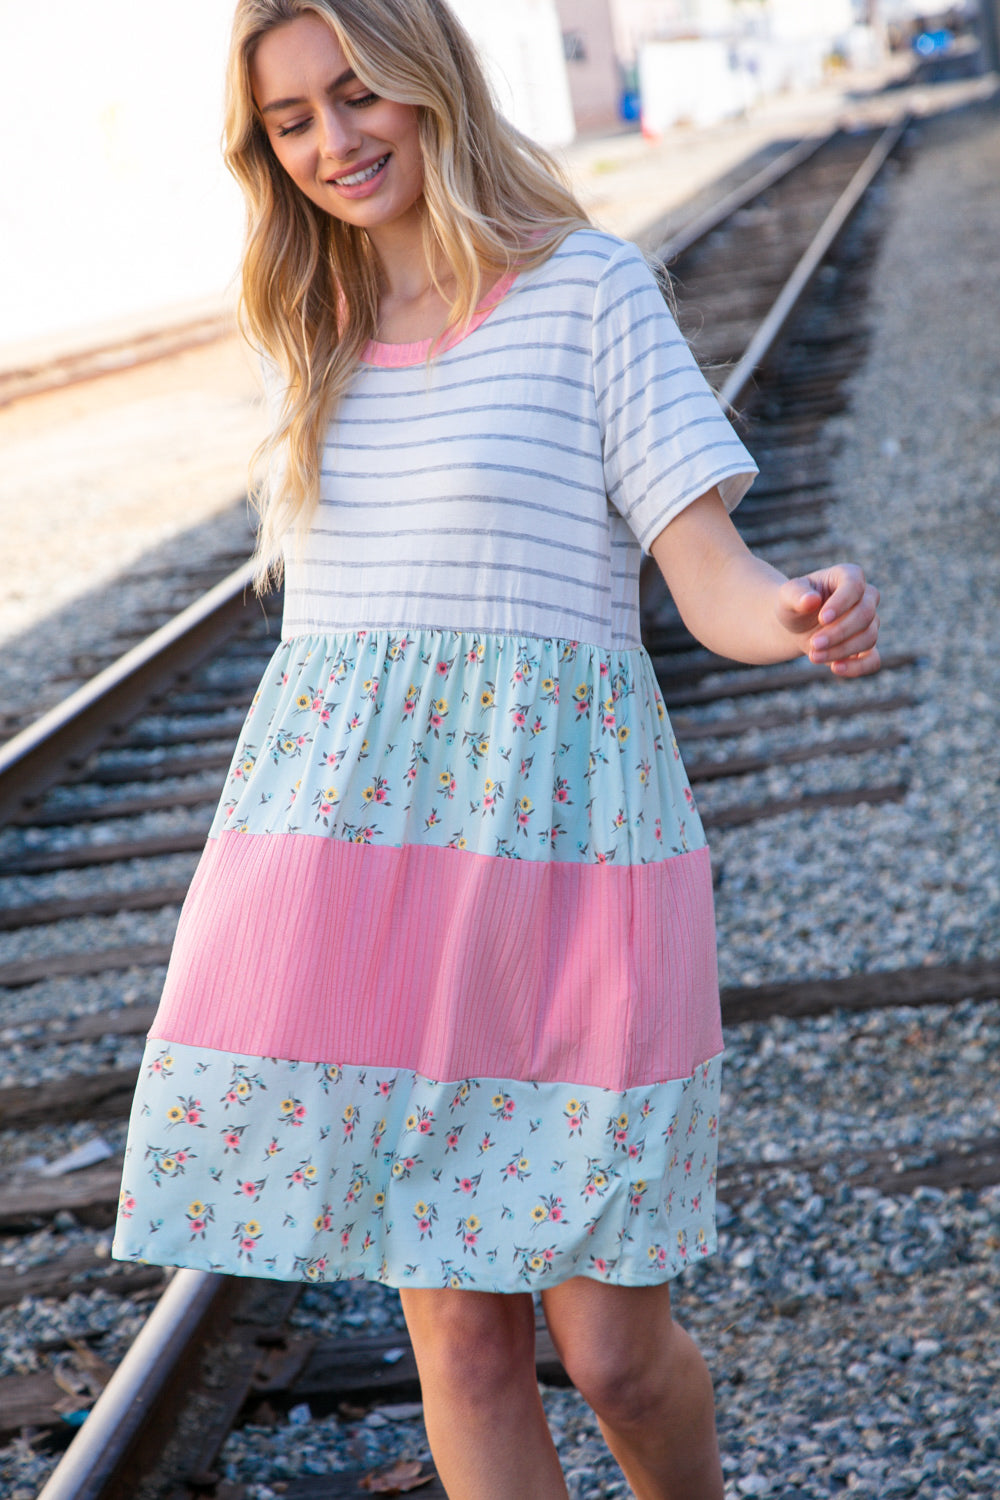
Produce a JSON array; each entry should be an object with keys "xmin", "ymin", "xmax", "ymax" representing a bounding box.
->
[{"xmin": 329, "ymin": 153, "xmax": 390, "ymax": 188}]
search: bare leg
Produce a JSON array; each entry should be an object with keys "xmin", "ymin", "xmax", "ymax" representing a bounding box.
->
[
  {"xmin": 399, "ymin": 1286, "xmax": 569, "ymax": 1500},
  {"xmin": 541, "ymin": 1278, "xmax": 723, "ymax": 1500}
]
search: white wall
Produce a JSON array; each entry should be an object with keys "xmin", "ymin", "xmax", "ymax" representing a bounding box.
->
[
  {"xmin": 1, "ymin": 1, "xmax": 243, "ymax": 349},
  {"xmin": 1, "ymin": 0, "xmax": 574, "ymax": 359},
  {"xmin": 450, "ymin": 0, "xmax": 576, "ymax": 149}
]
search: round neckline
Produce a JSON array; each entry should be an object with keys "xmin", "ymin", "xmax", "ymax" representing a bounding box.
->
[{"xmin": 361, "ymin": 267, "xmax": 520, "ymax": 368}]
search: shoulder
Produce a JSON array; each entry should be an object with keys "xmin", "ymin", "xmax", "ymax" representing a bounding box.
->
[
  {"xmin": 516, "ymin": 229, "xmax": 663, "ymax": 331},
  {"xmin": 519, "ymin": 228, "xmax": 647, "ymax": 296}
]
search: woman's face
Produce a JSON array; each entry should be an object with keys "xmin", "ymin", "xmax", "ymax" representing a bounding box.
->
[{"xmin": 251, "ymin": 12, "xmax": 424, "ymax": 241}]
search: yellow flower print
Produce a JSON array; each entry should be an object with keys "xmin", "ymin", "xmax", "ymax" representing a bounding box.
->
[
  {"xmin": 362, "ymin": 786, "xmax": 375, "ymax": 802},
  {"xmin": 295, "ymin": 694, "xmax": 310, "ymax": 709},
  {"xmin": 343, "ymin": 1104, "xmax": 356, "ymax": 1121},
  {"xmin": 484, "ymin": 779, "xmax": 495, "ymax": 794},
  {"xmin": 236, "ymin": 1080, "xmax": 251, "ymax": 1098},
  {"xmin": 435, "ymin": 698, "xmax": 448, "ymax": 714},
  {"xmin": 163, "ymin": 1055, "xmax": 174, "ymax": 1068},
  {"xmin": 245, "ymin": 1220, "xmax": 262, "ymax": 1237},
  {"xmin": 573, "ymin": 684, "xmax": 588, "ymax": 701},
  {"xmin": 541, "ymin": 678, "xmax": 555, "ymax": 693},
  {"xmin": 166, "ymin": 1106, "xmax": 184, "ymax": 1123},
  {"xmin": 617, "ymin": 726, "xmax": 630, "ymax": 744},
  {"xmin": 518, "ymin": 1157, "xmax": 530, "ymax": 1171},
  {"xmin": 531, "ymin": 1205, "xmax": 548, "ymax": 1223},
  {"xmin": 491, "ymin": 1093, "xmax": 505, "ymax": 1109},
  {"xmin": 188, "ymin": 1200, "xmax": 205, "ymax": 1215},
  {"xmin": 464, "ymin": 1215, "xmax": 481, "ymax": 1232},
  {"xmin": 374, "ymin": 1191, "xmax": 386, "ymax": 1208},
  {"xmin": 565, "ymin": 1098, "xmax": 581, "ymax": 1114},
  {"xmin": 281, "ymin": 738, "xmax": 295, "ymax": 753},
  {"xmin": 480, "ymin": 689, "xmax": 494, "ymax": 708},
  {"xmin": 439, "ymin": 772, "xmax": 452, "ymax": 786},
  {"xmin": 518, "ymin": 796, "xmax": 533, "ymax": 813},
  {"xmin": 414, "ymin": 1200, "xmax": 429, "ymax": 1217},
  {"xmin": 324, "ymin": 786, "xmax": 338, "ymax": 802},
  {"xmin": 280, "ymin": 1098, "xmax": 296, "ymax": 1115},
  {"xmin": 604, "ymin": 696, "xmax": 614, "ymax": 713},
  {"xmin": 593, "ymin": 1172, "xmax": 607, "ymax": 1189},
  {"xmin": 304, "ymin": 1165, "xmax": 317, "ymax": 1180},
  {"xmin": 616, "ymin": 1113, "xmax": 629, "ymax": 1130},
  {"xmin": 161, "ymin": 1157, "xmax": 177, "ymax": 1173},
  {"xmin": 529, "ymin": 1254, "xmax": 545, "ymax": 1271},
  {"xmin": 391, "ymin": 1161, "xmax": 405, "ymax": 1178},
  {"xmin": 405, "ymin": 1113, "xmax": 419, "ymax": 1131},
  {"xmin": 314, "ymin": 1214, "xmax": 325, "ymax": 1231},
  {"xmin": 477, "ymin": 738, "xmax": 489, "ymax": 755},
  {"xmin": 450, "ymin": 1274, "xmax": 462, "ymax": 1288}
]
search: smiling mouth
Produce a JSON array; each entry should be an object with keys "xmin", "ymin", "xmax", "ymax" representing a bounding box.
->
[{"xmin": 331, "ymin": 153, "xmax": 390, "ymax": 188}]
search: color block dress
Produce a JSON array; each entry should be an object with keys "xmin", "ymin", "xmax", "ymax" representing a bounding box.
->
[{"xmin": 112, "ymin": 228, "xmax": 756, "ymax": 1291}]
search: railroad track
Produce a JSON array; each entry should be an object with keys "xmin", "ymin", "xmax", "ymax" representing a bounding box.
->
[{"xmin": 1, "ymin": 114, "xmax": 995, "ymax": 1499}]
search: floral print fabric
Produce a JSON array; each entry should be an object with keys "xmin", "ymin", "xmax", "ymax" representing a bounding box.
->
[
  {"xmin": 210, "ymin": 628, "xmax": 706, "ymax": 866},
  {"xmin": 113, "ymin": 1043, "xmax": 720, "ymax": 1288}
]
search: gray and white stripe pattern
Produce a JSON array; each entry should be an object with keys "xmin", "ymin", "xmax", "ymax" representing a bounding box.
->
[{"xmin": 282, "ymin": 229, "xmax": 757, "ymax": 648}]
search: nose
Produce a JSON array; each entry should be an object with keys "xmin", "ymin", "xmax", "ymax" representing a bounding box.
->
[{"xmin": 317, "ymin": 103, "xmax": 362, "ymax": 162}]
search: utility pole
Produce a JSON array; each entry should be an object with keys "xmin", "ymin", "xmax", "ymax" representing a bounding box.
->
[{"xmin": 979, "ymin": 0, "xmax": 1000, "ymax": 75}]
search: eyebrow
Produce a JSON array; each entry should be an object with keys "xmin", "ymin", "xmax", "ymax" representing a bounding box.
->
[{"xmin": 260, "ymin": 67, "xmax": 358, "ymax": 114}]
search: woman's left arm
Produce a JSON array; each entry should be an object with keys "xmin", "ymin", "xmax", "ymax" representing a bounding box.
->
[{"xmin": 649, "ymin": 487, "xmax": 881, "ymax": 678}]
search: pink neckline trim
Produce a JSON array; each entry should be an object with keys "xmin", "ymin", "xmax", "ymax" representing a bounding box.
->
[{"xmin": 361, "ymin": 268, "xmax": 519, "ymax": 368}]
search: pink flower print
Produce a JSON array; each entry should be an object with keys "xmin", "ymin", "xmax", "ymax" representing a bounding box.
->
[
  {"xmin": 350, "ymin": 714, "xmax": 362, "ymax": 730},
  {"xmin": 436, "ymin": 660, "xmax": 449, "ymax": 676},
  {"xmin": 418, "ymin": 1118, "xmax": 432, "ymax": 1134},
  {"xmin": 264, "ymin": 1138, "xmax": 281, "ymax": 1158},
  {"xmin": 446, "ymin": 1132, "xmax": 462, "ymax": 1151},
  {"xmin": 240, "ymin": 1237, "xmax": 256, "ymax": 1253},
  {"xmin": 511, "ymin": 709, "xmax": 526, "ymax": 729},
  {"xmin": 222, "ymin": 1130, "xmax": 243, "ymax": 1153},
  {"xmin": 600, "ymin": 661, "xmax": 609, "ymax": 677},
  {"xmin": 684, "ymin": 786, "xmax": 695, "ymax": 809},
  {"xmin": 654, "ymin": 818, "xmax": 662, "ymax": 842},
  {"xmin": 478, "ymin": 1133, "xmax": 494, "ymax": 1155},
  {"xmin": 173, "ymin": 1150, "xmax": 190, "ymax": 1166},
  {"xmin": 684, "ymin": 1153, "xmax": 694, "ymax": 1176},
  {"xmin": 342, "ymin": 1104, "xmax": 357, "ymax": 1137},
  {"xmin": 282, "ymin": 673, "xmax": 289, "ymax": 684},
  {"xmin": 676, "ymin": 1229, "xmax": 688, "ymax": 1260},
  {"xmin": 553, "ymin": 777, "xmax": 571, "ymax": 805},
  {"xmin": 341, "ymin": 1228, "xmax": 351, "ymax": 1248},
  {"xmin": 311, "ymin": 696, "xmax": 323, "ymax": 711},
  {"xmin": 319, "ymin": 709, "xmax": 330, "ymax": 723},
  {"xmin": 225, "ymin": 1090, "xmax": 238, "ymax": 1104},
  {"xmin": 531, "ymin": 717, "xmax": 544, "ymax": 736},
  {"xmin": 456, "ymin": 1176, "xmax": 476, "ymax": 1194},
  {"xmin": 237, "ymin": 1178, "xmax": 264, "ymax": 1201},
  {"xmin": 592, "ymin": 1257, "xmax": 609, "ymax": 1276},
  {"xmin": 648, "ymin": 1244, "xmax": 668, "ymax": 1270},
  {"xmin": 119, "ymin": 1191, "xmax": 136, "ymax": 1218},
  {"xmin": 190, "ymin": 1219, "xmax": 205, "ymax": 1234},
  {"xmin": 375, "ymin": 1080, "xmax": 393, "ymax": 1097}
]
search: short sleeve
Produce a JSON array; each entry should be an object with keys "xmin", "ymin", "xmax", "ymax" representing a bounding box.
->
[{"xmin": 593, "ymin": 242, "xmax": 757, "ymax": 551}]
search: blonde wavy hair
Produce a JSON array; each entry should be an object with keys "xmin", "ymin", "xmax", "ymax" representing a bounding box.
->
[{"xmin": 224, "ymin": 0, "xmax": 591, "ymax": 587}]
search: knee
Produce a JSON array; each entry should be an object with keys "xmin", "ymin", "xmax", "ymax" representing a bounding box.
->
[
  {"xmin": 559, "ymin": 1331, "xmax": 674, "ymax": 1431},
  {"xmin": 403, "ymin": 1290, "xmax": 536, "ymax": 1407}
]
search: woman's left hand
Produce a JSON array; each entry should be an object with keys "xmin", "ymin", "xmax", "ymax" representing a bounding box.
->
[{"xmin": 776, "ymin": 565, "xmax": 881, "ymax": 677}]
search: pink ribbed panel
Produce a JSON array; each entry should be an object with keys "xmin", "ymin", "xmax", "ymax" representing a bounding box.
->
[{"xmin": 150, "ymin": 832, "xmax": 721, "ymax": 1091}]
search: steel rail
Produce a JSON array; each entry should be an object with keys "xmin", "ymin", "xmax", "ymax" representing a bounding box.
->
[
  {"xmin": 654, "ymin": 127, "xmax": 836, "ymax": 263},
  {"xmin": 35, "ymin": 1268, "xmax": 226, "ymax": 1500},
  {"xmin": 0, "ymin": 559, "xmax": 258, "ymax": 828},
  {"xmin": 717, "ymin": 113, "xmax": 908, "ymax": 413}
]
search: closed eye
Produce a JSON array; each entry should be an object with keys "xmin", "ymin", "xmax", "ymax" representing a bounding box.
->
[
  {"xmin": 276, "ymin": 118, "xmax": 311, "ymax": 137},
  {"xmin": 346, "ymin": 91, "xmax": 378, "ymax": 108}
]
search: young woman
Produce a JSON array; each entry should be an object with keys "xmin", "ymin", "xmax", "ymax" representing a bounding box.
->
[{"xmin": 113, "ymin": 4, "xmax": 881, "ymax": 1496}]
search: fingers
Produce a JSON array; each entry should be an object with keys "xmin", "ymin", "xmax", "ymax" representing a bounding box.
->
[{"xmin": 808, "ymin": 596, "xmax": 880, "ymax": 666}]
